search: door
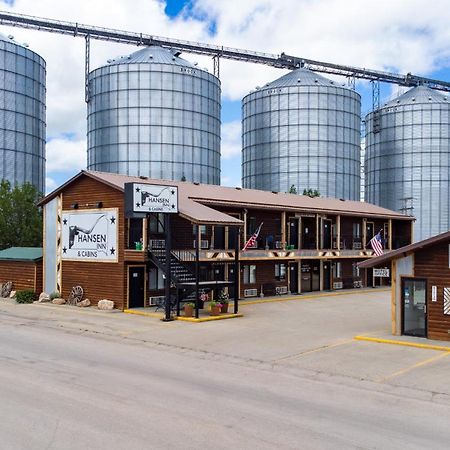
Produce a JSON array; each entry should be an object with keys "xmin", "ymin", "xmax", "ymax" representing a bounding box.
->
[
  {"xmin": 312, "ymin": 261, "xmax": 320, "ymax": 291},
  {"xmin": 301, "ymin": 217, "xmax": 316, "ymax": 249},
  {"xmin": 301, "ymin": 262, "xmax": 312, "ymax": 292},
  {"xmin": 402, "ymin": 278, "xmax": 427, "ymax": 337},
  {"xmin": 214, "ymin": 226, "xmax": 225, "ymax": 249},
  {"xmin": 288, "ymin": 218, "xmax": 299, "ymax": 249},
  {"xmin": 323, "ymin": 261, "xmax": 331, "ymax": 290},
  {"xmin": 322, "ymin": 219, "xmax": 332, "ymax": 249},
  {"xmin": 128, "ymin": 266, "xmax": 145, "ymax": 308},
  {"xmin": 289, "ymin": 263, "xmax": 299, "ymax": 294},
  {"xmin": 366, "ymin": 222, "xmax": 374, "ymax": 247}
]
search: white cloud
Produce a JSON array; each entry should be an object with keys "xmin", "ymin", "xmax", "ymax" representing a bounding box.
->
[
  {"xmin": 46, "ymin": 138, "xmax": 86, "ymax": 173},
  {"xmin": 2, "ymin": 0, "xmax": 450, "ymax": 192},
  {"xmin": 221, "ymin": 120, "xmax": 242, "ymax": 159}
]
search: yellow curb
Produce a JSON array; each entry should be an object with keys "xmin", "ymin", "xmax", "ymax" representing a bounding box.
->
[
  {"xmin": 123, "ymin": 309, "xmax": 164, "ymax": 319},
  {"xmin": 354, "ymin": 335, "xmax": 450, "ymax": 352},
  {"xmin": 241, "ymin": 288, "xmax": 390, "ymax": 306},
  {"xmin": 124, "ymin": 309, "xmax": 243, "ymax": 322},
  {"xmin": 176, "ymin": 313, "xmax": 243, "ymax": 322}
]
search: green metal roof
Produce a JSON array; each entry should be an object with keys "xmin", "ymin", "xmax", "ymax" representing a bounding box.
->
[{"xmin": 0, "ymin": 247, "xmax": 43, "ymax": 261}]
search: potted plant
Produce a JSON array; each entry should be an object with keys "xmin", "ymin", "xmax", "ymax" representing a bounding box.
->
[
  {"xmin": 209, "ymin": 300, "xmax": 222, "ymax": 316},
  {"xmin": 183, "ymin": 302, "xmax": 195, "ymax": 317},
  {"xmin": 218, "ymin": 289, "xmax": 230, "ymax": 313}
]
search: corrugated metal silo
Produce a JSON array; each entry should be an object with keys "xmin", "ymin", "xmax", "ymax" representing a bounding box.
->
[
  {"xmin": 365, "ymin": 86, "xmax": 450, "ymax": 241},
  {"xmin": 87, "ymin": 46, "xmax": 221, "ymax": 184},
  {"xmin": 0, "ymin": 34, "xmax": 46, "ymax": 192},
  {"xmin": 242, "ymin": 68, "xmax": 361, "ymax": 199}
]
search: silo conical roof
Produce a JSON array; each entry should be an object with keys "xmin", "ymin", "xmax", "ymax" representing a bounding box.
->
[
  {"xmin": 383, "ymin": 85, "xmax": 449, "ymax": 107},
  {"xmin": 107, "ymin": 45, "xmax": 195, "ymax": 67},
  {"xmin": 261, "ymin": 67, "xmax": 337, "ymax": 89}
]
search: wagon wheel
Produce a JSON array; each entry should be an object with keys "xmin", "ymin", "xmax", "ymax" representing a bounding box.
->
[
  {"xmin": 1, "ymin": 281, "xmax": 13, "ymax": 298},
  {"xmin": 67, "ymin": 285, "xmax": 84, "ymax": 305}
]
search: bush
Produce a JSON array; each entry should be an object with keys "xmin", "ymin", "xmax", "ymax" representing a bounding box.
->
[
  {"xmin": 15, "ymin": 290, "xmax": 36, "ymax": 304},
  {"xmin": 49, "ymin": 291, "xmax": 60, "ymax": 300}
]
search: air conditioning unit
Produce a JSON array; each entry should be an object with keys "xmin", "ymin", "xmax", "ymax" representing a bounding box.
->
[
  {"xmin": 276, "ymin": 286, "xmax": 288, "ymax": 295},
  {"xmin": 333, "ymin": 282, "xmax": 343, "ymax": 290},
  {"xmin": 352, "ymin": 242, "xmax": 362, "ymax": 250},
  {"xmin": 149, "ymin": 239, "xmax": 165, "ymax": 249},
  {"xmin": 193, "ymin": 240, "xmax": 209, "ymax": 249},
  {"xmin": 149, "ymin": 295, "xmax": 165, "ymax": 306},
  {"xmin": 353, "ymin": 280, "xmax": 363, "ymax": 288},
  {"xmin": 244, "ymin": 288, "xmax": 258, "ymax": 297}
]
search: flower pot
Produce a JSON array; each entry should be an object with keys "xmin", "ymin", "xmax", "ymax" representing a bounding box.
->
[
  {"xmin": 220, "ymin": 302, "xmax": 229, "ymax": 313},
  {"xmin": 210, "ymin": 305, "xmax": 221, "ymax": 316},
  {"xmin": 184, "ymin": 305, "xmax": 194, "ymax": 317}
]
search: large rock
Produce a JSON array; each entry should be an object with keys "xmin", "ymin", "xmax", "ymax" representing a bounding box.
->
[
  {"xmin": 52, "ymin": 298, "xmax": 66, "ymax": 305},
  {"xmin": 38, "ymin": 292, "xmax": 50, "ymax": 303},
  {"xmin": 77, "ymin": 299, "xmax": 90, "ymax": 308},
  {"xmin": 97, "ymin": 299, "xmax": 114, "ymax": 310}
]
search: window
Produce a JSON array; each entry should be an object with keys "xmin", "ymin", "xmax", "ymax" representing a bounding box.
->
[
  {"xmin": 333, "ymin": 262, "xmax": 342, "ymax": 279},
  {"xmin": 353, "ymin": 222, "xmax": 361, "ymax": 238},
  {"xmin": 149, "ymin": 267, "xmax": 164, "ymax": 290},
  {"xmin": 128, "ymin": 219, "xmax": 143, "ymax": 249},
  {"xmin": 149, "ymin": 214, "xmax": 164, "ymax": 233},
  {"xmin": 275, "ymin": 263, "xmax": 286, "ymax": 281},
  {"xmin": 243, "ymin": 265, "xmax": 256, "ymax": 284},
  {"xmin": 192, "ymin": 224, "xmax": 207, "ymax": 236},
  {"xmin": 246, "ymin": 216, "xmax": 256, "ymax": 236}
]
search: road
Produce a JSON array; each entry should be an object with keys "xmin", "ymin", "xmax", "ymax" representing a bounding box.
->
[{"xmin": 1, "ymin": 304, "xmax": 450, "ymax": 450}]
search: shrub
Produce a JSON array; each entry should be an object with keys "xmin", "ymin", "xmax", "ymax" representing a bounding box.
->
[
  {"xmin": 49, "ymin": 291, "xmax": 60, "ymax": 300},
  {"xmin": 16, "ymin": 290, "xmax": 37, "ymax": 304}
]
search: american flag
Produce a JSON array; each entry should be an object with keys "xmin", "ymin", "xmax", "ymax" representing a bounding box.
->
[
  {"xmin": 369, "ymin": 231, "xmax": 384, "ymax": 256},
  {"xmin": 242, "ymin": 222, "xmax": 263, "ymax": 251}
]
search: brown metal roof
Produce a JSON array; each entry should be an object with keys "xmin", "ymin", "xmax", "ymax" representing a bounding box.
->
[
  {"xmin": 358, "ymin": 229, "xmax": 450, "ymax": 268},
  {"xmin": 39, "ymin": 170, "xmax": 414, "ymax": 225}
]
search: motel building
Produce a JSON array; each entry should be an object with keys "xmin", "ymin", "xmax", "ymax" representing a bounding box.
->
[
  {"xmin": 37, "ymin": 170, "xmax": 414, "ymax": 314},
  {"xmin": 359, "ymin": 230, "xmax": 450, "ymax": 342}
]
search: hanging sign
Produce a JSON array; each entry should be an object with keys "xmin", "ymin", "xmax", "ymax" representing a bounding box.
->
[
  {"xmin": 125, "ymin": 183, "xmax": 178, "ymax": 217},
  {"xmin": 61, "ymin": 209, "xmax": 118, "ymax": 262},
  {"xmin": 374, "ymin": 268, "xmax": 390, "ymax": 277}
]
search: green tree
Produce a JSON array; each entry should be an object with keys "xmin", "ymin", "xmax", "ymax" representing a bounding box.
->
[
  {"xmin": 302, "ymin": 188, "xmax": 320, "ymax": 198},
  {"xmin": 0, "ymin": 180, "xmax": 43, "ymax": 250},
  {"xmin": 288, "ymin": 184, "xmax": 297, "ymax": 194}
]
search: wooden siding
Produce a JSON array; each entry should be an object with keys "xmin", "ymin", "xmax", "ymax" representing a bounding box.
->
[
  {"xmin": 60, "ymin": 176, "xmax": 126, "ymax": 309},
  {"xmin": 415, "ymin": 242, "xmax": 450, "ymax": 341},
  {"xmin": 0, "ymin": 260, "xmax": 41, "ymax": 292}
]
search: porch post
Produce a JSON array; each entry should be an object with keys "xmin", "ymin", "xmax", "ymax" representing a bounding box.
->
[
  {"xmin": 337, "ymin": 215, "xmax": 341, "ymax": 251},
  {"xmin": 281, "ymin": 211, "xmax": 286, "ymax": 249},
  {"xmin": 388, "ymin": 219, "xmax": 392, "ymax": 250},
  {"xmin": 195, "ymin": 224, "xmax": 200, "ymax": 319},
  {"xmin": 234, "ymin": 226, "xmax": 240, "ymax": 314},
  {"xmin": 163, "ymin": 214, "xmax": 173, "ymax": 321},
  {"xmin": 362, "ymin": 218, "xmax": 367, "ymax": 249}
]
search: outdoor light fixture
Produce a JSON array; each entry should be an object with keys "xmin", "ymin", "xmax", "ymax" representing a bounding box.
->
[
  {"xmin": 95, "ymin": 201, "xmax": 103, "ymax": 209},
  {"xmin": 70, "ymin": 203, "xmax": 79, "ymax": 209}
]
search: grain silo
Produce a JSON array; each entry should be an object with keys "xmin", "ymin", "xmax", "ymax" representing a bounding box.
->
[
  {"xmin": 87, "ymin": 46, "xmax": 221, "ymax": 185},
  {"xmin": 365, "ymin": 85, "xmax": 450, "ymax": 241},
  {"xmin": 0, "ymin": 34, "xmax": 46, "ymax": 193},
  {"xmin": 242, "ymin": 68, "xmax": 361, "ymax": 199}
]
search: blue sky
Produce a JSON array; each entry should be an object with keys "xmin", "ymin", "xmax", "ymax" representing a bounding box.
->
[{"xmin": 2, "ymin": 0, "xmax": 450, "ymax": 193}]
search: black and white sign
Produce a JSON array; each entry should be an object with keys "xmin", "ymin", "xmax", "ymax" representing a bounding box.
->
[
  {"xmin": 128, "ymin": 183, "xmax": 178, "ymax": 214},
  {"xmin": 61, "ymin": 209, "xmax": 118, "ymax": 262},
  {"xmin": 374, "ymin": 268, "xmax": 390, "ymax": 277}
]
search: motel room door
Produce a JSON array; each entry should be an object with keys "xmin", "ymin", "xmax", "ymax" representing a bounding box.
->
[
  {"xmin": 402, "ymin": 278, "xmax": 427, "ymax": 338},
  {"xmin": 289, "ymin": 263, "xmax": 299, "ymax": 294},
  {"xmin": 128, "ymin": 266, "xmax": 145, "ymax": 308}
]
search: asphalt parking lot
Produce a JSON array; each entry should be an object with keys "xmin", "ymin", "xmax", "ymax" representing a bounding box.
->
[
  {"xmin": 2, "ymin": 288, "xmax": 450, "ymax": 449},
  {"xmin": 2, "ymin": 287, "xmax": 450, "ymax": 402}
]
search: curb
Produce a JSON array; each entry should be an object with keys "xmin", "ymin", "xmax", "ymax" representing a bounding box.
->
[
  {"xmin": 241, "ymin": 287, "xmax": 390, "ymax": 306},
  {"xmin": 354, "ymin": 335, "xmax": 450, "ymax": 352}
]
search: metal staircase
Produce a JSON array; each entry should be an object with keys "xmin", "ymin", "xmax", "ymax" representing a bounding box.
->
[{"xmin": 148, "ymin": 248, "xmax": 196, "ymax": 285}]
